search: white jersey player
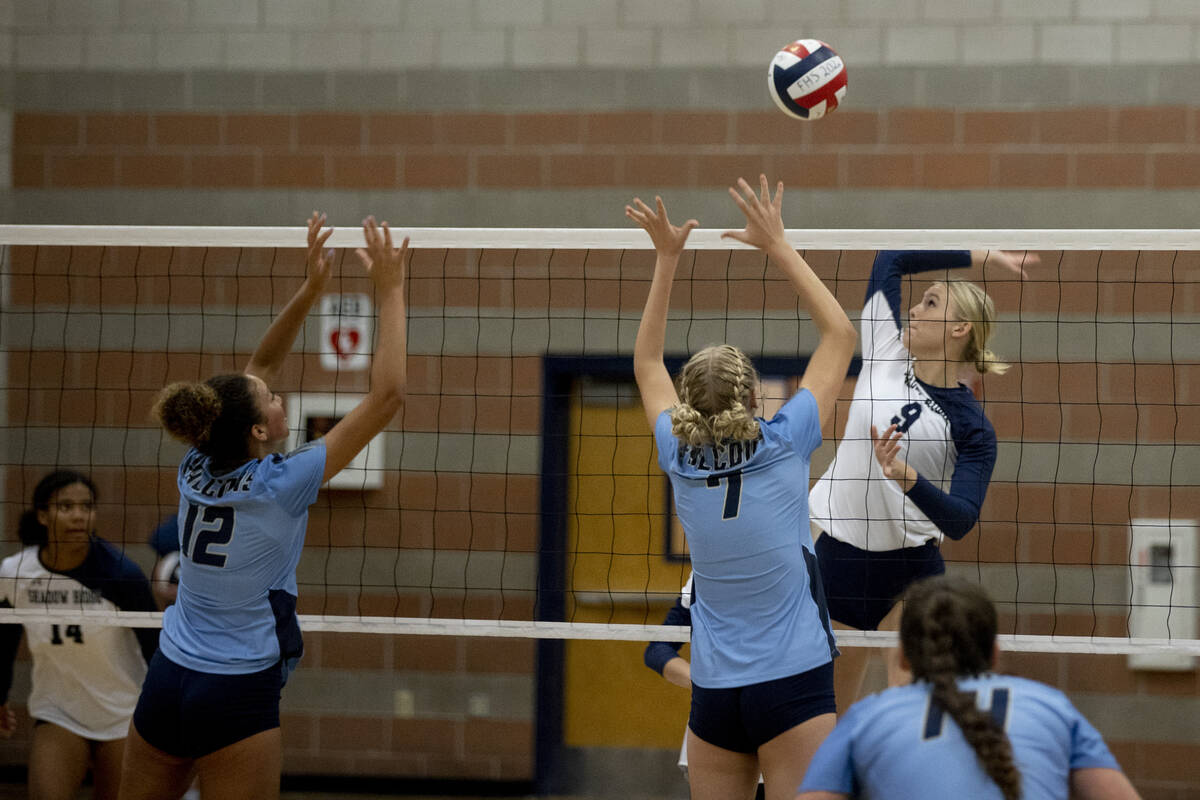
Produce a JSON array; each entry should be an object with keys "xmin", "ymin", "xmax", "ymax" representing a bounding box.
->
[{"xmin": 0, "ymin": 470, "xmax": 157, "ymax": 800}]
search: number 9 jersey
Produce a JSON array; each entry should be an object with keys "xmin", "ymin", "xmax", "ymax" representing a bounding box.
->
[
  {"xmin": 654, "ymin": 389, "xmax": 837, "ymax": 690},
  {"xmin": 160, "ymin": 442, "xmax": 326, "ymax": 677}
]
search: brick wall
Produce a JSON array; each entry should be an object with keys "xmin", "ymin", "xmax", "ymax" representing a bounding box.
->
[{"xmin": 12, "ymin": 107, "xmax": 1200, "ymax": 191}]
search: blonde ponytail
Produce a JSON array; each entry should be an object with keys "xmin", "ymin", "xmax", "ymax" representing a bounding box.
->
[{"xmin": 944, "ymin": 279, "xmax": 1009, "ymax": 376}]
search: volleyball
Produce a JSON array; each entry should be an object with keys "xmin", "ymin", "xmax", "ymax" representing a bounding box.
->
[{"xmin": 768, "ymin": 39, "xmax": 847, "ymax": 120}]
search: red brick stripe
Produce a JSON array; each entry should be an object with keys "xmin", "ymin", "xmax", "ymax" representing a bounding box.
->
[{"xmin": 13, "ymin": 107, "xmax": 1200, "ymax": 190}]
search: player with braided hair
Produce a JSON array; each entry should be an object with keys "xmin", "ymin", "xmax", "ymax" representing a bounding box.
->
[
  {"xmin": 797, "ymin": 575, "xmax": 1140, "ymax": 800},
  {"xmin": 628, "ymin": 176, "xmax": 857, "ymax": 800}
]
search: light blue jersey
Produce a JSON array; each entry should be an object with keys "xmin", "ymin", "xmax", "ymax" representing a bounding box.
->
[
  {"xmin": 160, "ymin": 442, "xmax": 326, "ymax": 675},
  {"xmin": 655, "ymin": 389, "xmax": 836, "ymax": 689},
  {"xmin": 800, "ymin": 674, "xmax": 1121, "ymax": 799}
]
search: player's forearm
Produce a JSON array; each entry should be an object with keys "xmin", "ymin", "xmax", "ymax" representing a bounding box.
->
[
  {"xmin": 246, "ymin": 279, "xmax": 323, "ymax": 381},
  {"xmin": 634, "ymin": 256, "xmax": 678, "ymax": 375},
  {"xmin": 661, "ymin": 656, "xmax": 691, "ymax": 689},
  {"xmin": 370, "ymin": 284, "xmax": 407, "ymax": 406},
  {"xmin": 767, "ymin": 242, "xmax": 857, "ymax": 342}
]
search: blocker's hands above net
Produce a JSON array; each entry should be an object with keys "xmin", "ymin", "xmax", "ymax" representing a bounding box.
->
[
  {"xmin": 625, "ymin": 196, "xmax": 698, "ymax": 258},
  {"xmin": 355, "ymin": 215, "xmax": 409, "ymax": 292},
  {"xmin": 305, "ymin": 210, "xmax": 336, "ymax": 289}
]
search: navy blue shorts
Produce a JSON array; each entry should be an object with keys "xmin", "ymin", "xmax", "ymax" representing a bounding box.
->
[
  {"xmin": 815, "ymin": 532, "xmax": 944, "ymax": 631},
  {"xmin": 132, "ymin": 650, "xmax": 284, "ymax": 759},
  {"xmin": 688, "ymin": 662, "xmax": 836, "ymax": 754}
]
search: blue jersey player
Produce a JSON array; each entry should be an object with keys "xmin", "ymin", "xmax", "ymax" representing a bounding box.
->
[
  {"xmin": 628, "ymin": 176, "xmax": 857, "ymax": 800},
  {"xmin": 808, "ymin": 247, "xmax": 1036, "ymax": 700},
  {"xmin": 118, "ymin": 213, "xmax": 410, "ymax": 800},
  {"xmin": 798, "ymin": 576, "xmax": 1140, "ymax": 800}
]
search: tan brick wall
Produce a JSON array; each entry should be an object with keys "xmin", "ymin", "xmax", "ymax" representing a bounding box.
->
[{"xmin": 13, "ymin": 108, "xmax": 1200, "ymax": 191}]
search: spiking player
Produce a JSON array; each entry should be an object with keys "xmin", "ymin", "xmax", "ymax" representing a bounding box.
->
[
  {"xmin": 808, "ymin": 247, "xmax": 1035, "ymax": 702},
  {"xmin": 118, "ymin": 213, "xmax": 409, "ymax": 800}
]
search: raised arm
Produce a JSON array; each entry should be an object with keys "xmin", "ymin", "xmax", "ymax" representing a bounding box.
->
[
  {"xmin": 317, "ymin": 217, "xmax": 407, "ymax": 483},
  {"xmin": 722, "ymin": 176, "xmax": 856, "ymax": 428},
  {"xmin": 245, "ymin": 211, "xmax": 335, "ymax": 385},
  {"xmin": 628, "ymin": 196, "xmax": 696, "ymax": 430}
]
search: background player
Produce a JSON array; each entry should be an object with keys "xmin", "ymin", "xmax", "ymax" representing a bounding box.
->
[
  {"xmin": 117, "ymin": 213, "xmax": 409, "ymax": 800},
  {"xmin": 0, "ymin": 470, "xmax": 158, "ymax": 800},
  {"xmin": 630, "ymin": 176, "xmax": 857, "ymax": 800},
  {"xmin": 797, "ymin": 575, "xmax": 1141, "ymax": 800},
  {"xmin": 808, "ymin": 247, "xmax": 1034, "ymax": 703}
]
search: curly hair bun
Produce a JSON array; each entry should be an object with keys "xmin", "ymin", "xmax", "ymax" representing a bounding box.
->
[{"xmin": 153, "ymin": 381, "xmax": 221, "ymax": 447}]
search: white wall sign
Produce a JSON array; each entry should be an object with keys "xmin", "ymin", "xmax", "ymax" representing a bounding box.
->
[
  {"xmin": 287, "ymin": 393, "xmax": 384, "ymax": 490},
  {"xmin": 319, "ymin": 293, "xmax": 372, "ymax": 372}
]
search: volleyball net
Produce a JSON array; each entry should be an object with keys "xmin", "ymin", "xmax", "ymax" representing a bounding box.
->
[{"xmin": 0, "ymin": 226, "xmax": 1197, "ymax": 658}]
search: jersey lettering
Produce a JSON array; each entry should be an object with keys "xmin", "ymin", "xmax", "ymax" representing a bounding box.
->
[
  {"xmin": 705, "ymin": 471, "xmax": 743, "ymax": 520},
  {"xmin": 181, "ymin": 503, "xmax": 235, "ymax": 568},
  {"xmin": 891, "ymin": 401, "xmax": 922, "ymax": 433},
  {"xmin": 922, "ymin": 687, "xmax": 1011, "ymax": 740}
]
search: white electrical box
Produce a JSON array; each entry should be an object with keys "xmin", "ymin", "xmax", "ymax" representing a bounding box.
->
[{"xmin": 1127, "ymin": 519, "xmax": 1197, "ymax": 672}]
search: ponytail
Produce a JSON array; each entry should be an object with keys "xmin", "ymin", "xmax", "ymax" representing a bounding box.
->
[
  {"xmin": 944, "ymin": 279, "xmax": 1010, "ymax": 376},
  {"xmin": 153, "ymin": 373, "xmax": 262, "ymax": 471},
  {"xmin": 901, "ymin": 577, "xmax": 1021, "ymax": 800}
]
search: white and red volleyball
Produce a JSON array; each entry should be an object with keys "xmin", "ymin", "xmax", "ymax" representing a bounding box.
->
[{"xmin": 768, "ymin": 39, "xmax": 847, "ymax": 120}]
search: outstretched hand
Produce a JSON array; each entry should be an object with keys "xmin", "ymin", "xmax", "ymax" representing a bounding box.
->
[
  {"xmin": 983, "ymin": 249, "xmax": 1041, "ymax": 279},
  {"xmin": 355, "ymin": 216, "xmax": 409, "ymax": 291},
  {"xmin": 625, "ymin": 196, "xmax": 698, "ymax": 258},
  {"xmin": 871, "ymin": 423, "xmax": 915, "ymax": 488},
  {"xmin": 722, "ymin": 174, "xmax": 788, "ymax": 252},
  {"xmin": 305, "ymin": 211, "xmax": 336, "ymax": 289}
]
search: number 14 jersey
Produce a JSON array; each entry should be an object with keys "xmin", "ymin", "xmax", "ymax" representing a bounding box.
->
[{"xmin": 0, "ymin": 540, "xmax": 158, "ymax": 740}]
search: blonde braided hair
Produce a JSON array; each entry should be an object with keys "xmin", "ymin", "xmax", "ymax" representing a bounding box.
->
[{"xmin": 671, "ymin": 344, "xmax": 760, "ymax": 447}]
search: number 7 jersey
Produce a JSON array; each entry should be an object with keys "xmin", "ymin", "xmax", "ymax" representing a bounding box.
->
[
  {"xmin": 654, "ymin": 389, "xmax": 836, "ymax": 689},
  {"xmin": 161, "ymin": 443, "xmax": 326, "ymax": 676}
]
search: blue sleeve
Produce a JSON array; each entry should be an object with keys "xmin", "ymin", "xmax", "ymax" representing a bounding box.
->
[
  {"xmin": 149, "ymin": 516, "xmax": 179, "ymax": 555},
  {"xmin": 1069, "ymin": 709, "xmax": 1120, "ymax": 771},
  {"xmin": 654, "ymin": 409, "xmax": 679, "ymax": 473},
  {"xmin": 643, "ymin": 598, "xmax": 691, "ymax": 675},
  {"xmin": 904, "ymin": 414, "xmax": 996, "ymax": 540},
  {"xmin": 263, "ymin": 440, "xmax": 327, "ymax": 517},
  {"xmin": 799, "ymin": 701, "xmax": 864, "ymax": 794},
  {"xmin": 776, "ymin": 389, "xmax": 822, "ymax": 456},
  {"xmin": 867, "ymin": 250, "xmax": 973, "ymax": 327}
]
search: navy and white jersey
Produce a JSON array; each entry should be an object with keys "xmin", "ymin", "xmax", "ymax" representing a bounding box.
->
[
  {"xmin": 800, "ymin": 674, "xmax": 1121, "ymax": 799},
  {"xmin": 655, "ymin": 389, "xmax": 836, "ymax": 689},
  {"xmin": 160, "ymin": 442, "xmax": 325, "ymax": 676},
  {"xmin": 0, "ymin": 540, "xmax": 158, "ymax": 740},
  {"xmin": 809, "ymin": 251, "xmax": 997, "ymax": 550}
]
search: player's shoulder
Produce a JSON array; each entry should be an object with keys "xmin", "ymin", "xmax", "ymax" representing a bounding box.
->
[
  {"xmin": 89, "ymin": 538, "xmax": 149, "ymax": 580},
  {"xmin": 0, "ymin": 546, "xmax": 40, "ymax": 578},
  {"xmin": 998, "ymin": 673, "xmax": 1074, "ymax": 706},
  {"xmin": 845, "ymin": 682, "xmax": 926, "ymax": 725}
]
